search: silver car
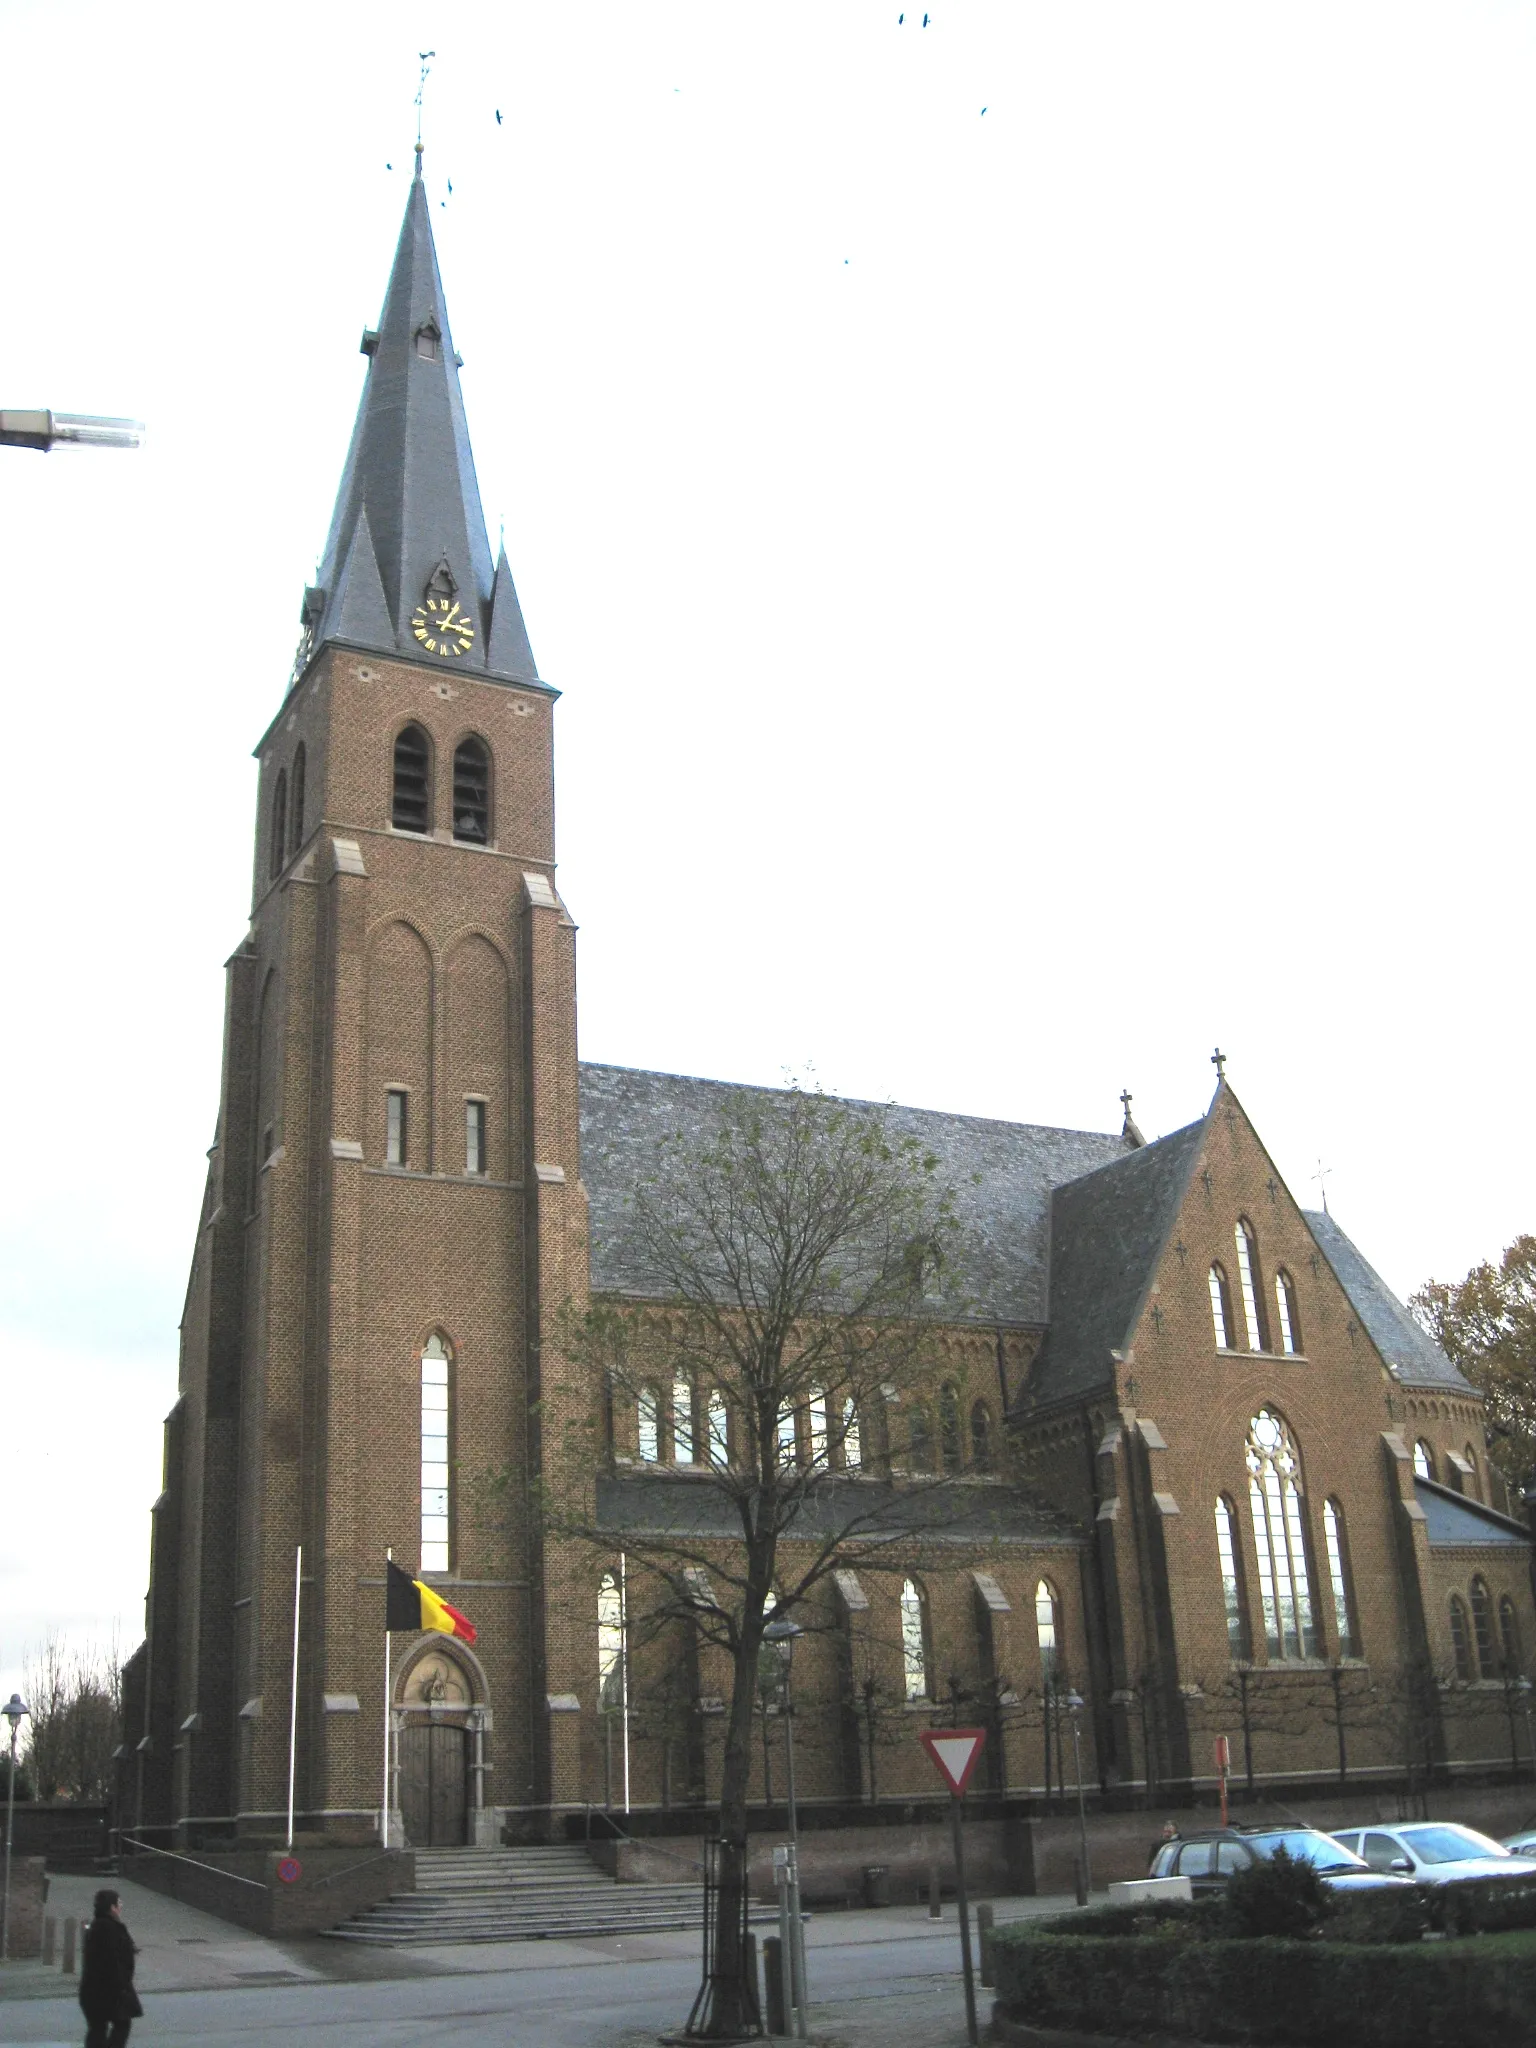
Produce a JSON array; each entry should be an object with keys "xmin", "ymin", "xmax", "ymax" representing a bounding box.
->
[
  {"xmin": 1504, "ymin": 1829, "xmax": 1536, "ymax": 1859},
  {"xmin": 1332, "ymin": 1822, "xmax": 1532, "ymax": 1883}
]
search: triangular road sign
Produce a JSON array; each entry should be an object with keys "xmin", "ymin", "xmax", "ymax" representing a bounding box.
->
[{"xmin": 919, "ymin": 1726, "xmax": 987, "ymax": 1796}]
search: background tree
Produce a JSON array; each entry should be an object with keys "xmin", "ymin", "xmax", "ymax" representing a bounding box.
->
[
  {"xmin": 554, "ymin": 1082, "xmax": 974, "ymax": 2038},
  {"xmin": 1411, "ymin": 1236, "xmax": 1536, "ymax": 1490},
  {"xmin": 22, "ymin": 1636, "xmax": 122, "ymax": 1802}
]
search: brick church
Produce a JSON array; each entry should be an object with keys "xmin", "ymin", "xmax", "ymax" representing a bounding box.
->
[{"xmin": 124, "ymin": 161, "xmax": 1535, "ymax": 1852}]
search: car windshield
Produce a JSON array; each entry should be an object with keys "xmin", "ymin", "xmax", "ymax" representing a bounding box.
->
[
  {"xmin": 1400, "ymin": 1826, "xmax": 1510, "ymax": 1864},
  {"xmin": 1249, "ymin": 1831, "xmax": 1362, "ymax": 1872}
]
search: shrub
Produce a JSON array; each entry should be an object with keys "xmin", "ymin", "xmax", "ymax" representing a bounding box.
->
[
  {"xmin": 1216, "ymin": 1844, "xmax": 1332, "ymax": 1940},
  {"xmin": 1429, "ymin": 1871, "xmax": 1536, "ymax": 1938}
]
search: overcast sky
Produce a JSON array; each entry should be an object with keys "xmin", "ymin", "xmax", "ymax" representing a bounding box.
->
[{"xmin": 3, "ymin": 0, "xmax": 1534, "ymax": 1709}]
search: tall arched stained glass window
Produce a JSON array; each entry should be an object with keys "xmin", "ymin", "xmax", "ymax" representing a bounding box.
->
[
  {"xmin": 939, "ymin": 1384, "xmax": 962, "ymax": 1472},
  {"xmin": 1214, "ymin": 1496, "xmax": 1249, "ymax": 1658},
  {"xmin": 841, "ymin": 1397, "xmax": 862, "ymax": 1471},
  {"xmin": 1470, "ymin": 1578, "xmax": 1497, "ymax": 1679},
  {"xmin": 673, "ymin": 1376, "xmax": 694, "ymax": 1463},
  {"xmin": 1209, "ymin": 1264, "xmax": 1235, "ymax": 1349},
  {"xmin": 1274, "ymin": 1270, "xmax": 1301, "ymax": 1355},
  {"xmin": 1323, "ymin": 1499, "xmax": 1358, "ymax": 1657},
  {"xmin": 1449, "ymin": 1595, "xmax": 1473, "ymax": 1680},
  {"xmin": 707, "ymin": 1388, "xmax": 729, "ymax": 1466},
  {"xmin": 901, "ymin": 1578, "xmax": 930, "ymax": 1701},
  {"xmin": 1413, "ymin": 1440, "xmax": 1434, "ymax": 1482},
  {"xmin": 1245, "ymin": 1408, "xmax": 1320, "ymax": 1659},
  {"xmin": 1035, "ymin": 1579, "xmax": 1061, "ymax": 1690},
  {"xmin": 1234, "ymin": 1220, "xmax": 1268, "ymax": 1351},
  {"xmin": 637, "ymin": 1386, "xmax": 660, "ymax": 1463}
]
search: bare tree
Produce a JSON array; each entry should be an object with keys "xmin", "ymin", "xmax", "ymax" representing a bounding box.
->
[
  {"xmin": 551, "ymin": 1083, "xmax": 981, "ymax": 2037},
  {"xmin": 23, "ymin": 1636, "xmax": 122, "ymax": 1803}
]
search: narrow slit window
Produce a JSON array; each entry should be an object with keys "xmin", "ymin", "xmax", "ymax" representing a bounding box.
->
[
  {"xmin": 673, "ymin": 1376, "xmax": 694, "ymax": 1464},
  {"xmin": 1323, "ymin": 1499, "xmax": 1358, "ymax": 1657},
  {"xmin": 776, "ymin": 1402, "xmax": 799, "ymax": 1468},
  {"xmin": 1035, "ymin": 1579, "xmax": 1061, "ymax": 1690},
  {"xmin": 1209, "ymin": 1263, "xmax": 1235, "ymax": 1349},
  {"xmin": 939, "ymin": 1383, "xmax": 962, "ymax": 1471},
  {"xmin": 901, "ymin": 1578, "xmax": 930, "ymax": 1701},
  {"xmin": 386, "ymin": 1089, "xmax": 408, "ymax": 1167},
  {"xmin": 1462, "ymin": 1445, "xmax": 1480, "ymax": 1501},
  {"xmin": 465, "ymin": 1099, "xmax": 487, "ymax": 1176},
  {"xmin": 269, "ymin": 769, "xmax": 288, "ymax": 880},
  {"xmin": 808, "ymin": 1388, "xmax": 829, "ymax": 1467},
  {"xmin": 1215, "ymin": 1496, "xmax": 1249, "ymax": 1658},
  {"xmin": 1499, "ymin": 1596, "xmax": 1521, "ymax": 1672},
  {"xmin": 1234, "ymin": 1220, "xmax": 1268, "ymax": 1351},
  {"xmin": 392, "ymin": 724, "xmax": 431, "ymax": 832},
  {"xmin": 1413, "ymin": 1440, "xmax": 1434, "ymax": 1482},
  {"xmin": 289, "ymin": 743, "xmax": 306, "ymax": 858},
  {"xmin": 970, "ymin": 1401, "xmax": 993, "ymax": 1472},
  {"xmin": 420, "ymin": 1335, "xmax": 451, "ymax": 1573},
  {"xmin": 415, "ymin": 320, "xmax": 441, "ymax": 361},
  {"xmin": 908, "ymin": 1403, "xmax": 933, "ymax": 1472},
  {"xmin": 452, "ymin": 736, "xmax": 491, "ymax": 844},
  {"xmin": 1274, "ymin": 1269, "xmax": 1301, "ymax": 1355}
]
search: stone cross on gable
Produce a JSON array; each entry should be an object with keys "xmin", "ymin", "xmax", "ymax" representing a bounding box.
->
[
  {"xmin": 1211, "ymin": 1047, "xmax": 1227, "ymax": 1082},
  {"xmin": 1120, "ymin": 1089, "xmax": 1133, "ymax": 1118}
]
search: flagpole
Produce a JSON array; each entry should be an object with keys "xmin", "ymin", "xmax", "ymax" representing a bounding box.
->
[
  {"xmin": 619, "ymin": 1549, "xmax": 631, "ymax": 1815},
  {"xmin": 286, "ymin": 1544, "xmax": 302, "ymax": 1850},
  {"xmin": 382, "ymin": 1546, "xmax": 393, "ymax": 1848}
]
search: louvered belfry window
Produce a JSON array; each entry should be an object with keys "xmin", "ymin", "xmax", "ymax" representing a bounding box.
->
[
  {"xmin": 452, "ymin": 736, "xmax": 491, "ymax": 844},
  {"xmin": 392, "ymin": 724, "xmax": 431, "ymax": 832}
]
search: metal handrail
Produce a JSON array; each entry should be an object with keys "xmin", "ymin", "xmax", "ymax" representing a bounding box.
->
[
  {"xmin": 118, "ymin": 1835, "xmax": 267, "ymax": 1890},
  {"xmin": 310, "ymin": 1849, "xmax": 402, "ymax": 1890},
  {"xmin": 581, "ymin": 1804, "xmax": 705, "ymax": 1875}
]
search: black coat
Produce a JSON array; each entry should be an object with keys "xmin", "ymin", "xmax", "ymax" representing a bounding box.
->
[{"xmin": 78, "ymin": 1915, "xmax": 143, "ymax": 2023}]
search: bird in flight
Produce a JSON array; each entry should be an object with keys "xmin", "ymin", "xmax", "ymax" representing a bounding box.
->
[{"xmin": 495, "ymin": 109, "xmax": 502, "ymax": 125}]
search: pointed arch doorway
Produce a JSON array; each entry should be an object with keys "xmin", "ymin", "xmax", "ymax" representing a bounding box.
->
[{"xmin": 395, "ymin": 1640, "xmax": 482, "ymax": 1847}]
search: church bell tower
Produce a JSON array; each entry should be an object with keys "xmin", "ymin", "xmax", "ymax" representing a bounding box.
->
[{"xmin": 133, "ymin": 151, "xmax": 591, "ymax": 1845}]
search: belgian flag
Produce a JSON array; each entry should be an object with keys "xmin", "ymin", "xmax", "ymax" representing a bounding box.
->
[{"xmin": 386, "ymin": 1558, "xmax": 478, "ymax": 1644}]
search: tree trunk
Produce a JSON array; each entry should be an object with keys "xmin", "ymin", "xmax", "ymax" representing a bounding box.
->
[{"xmin": 692, "ymin": 1603, "xmax": 768, "ymax": 2037}]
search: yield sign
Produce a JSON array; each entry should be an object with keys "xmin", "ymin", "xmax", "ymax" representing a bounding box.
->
[{"xmin": 919, "ymin": 1726, "xmax": 987, "ymax": 1796}]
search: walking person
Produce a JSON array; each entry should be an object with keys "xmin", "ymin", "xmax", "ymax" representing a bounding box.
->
[{"xmin": 78, "ymin": 1888, "xmax": 143, "ymax": 2048}]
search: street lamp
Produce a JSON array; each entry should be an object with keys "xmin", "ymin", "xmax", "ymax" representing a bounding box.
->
[
  {"xmin": 0, "ymin": 410, "xmax": 144, "ymax": 452},
  {"xmin": 1062, "ymin": 1690, "xmax": 1092, "ymax": 1903},
  {"xmin": 1519, "ymin": 1677, "xmax": 1534, "ymax": 1786},
  {"xmin": 763, "ymin": 1618, "xmax": 809, "ymax": 2040},
  {"xmin": 2, "ymin": 1692, "xmax": 30, "ymax": 1964}
]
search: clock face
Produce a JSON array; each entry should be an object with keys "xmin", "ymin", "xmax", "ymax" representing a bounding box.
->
[{"xmin": 411, "ymin": 595, "xmax": 475, "ymax": 658}]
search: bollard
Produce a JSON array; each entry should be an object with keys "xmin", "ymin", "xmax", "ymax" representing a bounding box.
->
[
  {"xmin": 928, "ymin": 1861, "xmax": 942, "ymax": 1919},
  {"xmin": 977, "ymin": 1902, "xmax": 994, "ymax": 1987},
  {"xmin": 62, "ymin": 1917, "xmax": 78, "ymax": 1974},
  {"xmin": 42, "ymin": 1916, "xmax": 56, "ymax": 1965},
  {"xmin": 764, "ymin": 1934, "xmax": 787, "ymax": 2037}
]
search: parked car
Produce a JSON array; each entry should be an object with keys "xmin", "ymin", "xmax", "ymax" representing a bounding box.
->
[
  {"xmin": 1504, "ymin": 1829, "xmax": 1536, "ymax": 1858},
  {"xmin": 1148, "ymin": 1825, "xmax": 1414, "ymax": 1896},
  {"xmin": 1330, "ymin": 1822, "xmax": 1533, "ymax": 1883}
]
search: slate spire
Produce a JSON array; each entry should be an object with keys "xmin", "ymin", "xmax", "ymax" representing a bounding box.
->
[{"xmin": 308, "ymin": 155, "xmax": 542, "ymax": 686}]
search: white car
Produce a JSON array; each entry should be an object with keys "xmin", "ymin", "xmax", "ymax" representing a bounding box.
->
[
  {"xmin": 1504, "ymin": 1829, "xmax": 1536, "ymax": 1859},
  {"xmin": 1331, "ymin": 1822, "xmax": 1532, "ymax": 1884}
]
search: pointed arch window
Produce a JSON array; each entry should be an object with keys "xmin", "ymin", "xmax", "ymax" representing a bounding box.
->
[
  {"xmin": 841, "ymin": 1396, "xmax": 862, "ymax": 1471},
  {"xmin": 1035, "ymin": 1579, "xmax": 1062, "ymax": 1691},
  {"xmin": 452, "ymin": 736, "xmax": 491, "ymax": 844},
  {"xmin": 1245, "ymin": 1408, "xmax": 1320, "ymax": 1659},
  {"xmin": 673, "ymin": 1376, "xmax": 694, "ymax": 1464},
  {"xmin": 1274, "ymin": 1269, "xmax": 1301, "ymax": 1355},
  {"xmin": 1323, "ymin": 1499, "xmax": 1358, "ymax": 1657},
  {"xmin": 1413, "ymin": 1440, "xmax": 1435, "ymax": 1483},
  {"xmin": 415, "ymin": 318, "xmax": 441, "ymax": 362},
  {"xmin": 420, "ymin": 1334, "xmax": 451, "ymax": 1573},
  {"xmin": 707, "ymin": 1388, "xmax": 729, "ymax": 1466},
  {"xmin": 901, "ymin": 1578, "xmax": 931, "ymax": 1701},
  {"xmin": 637, "ymin": 1386, "xmax": 660, "ymax": 1464},
  {"xmin": 808, "ymin": 1387, "xmax": 830, "ymax": 1468},
  {"xmin": 289, "ymin": 744, "xmax": 306, "ymax": 858},
  {"xmin": 1234, "ymin": 1220, "xmax": 1268, "ymax": 1351},
  {"xmin": 908, "ymin": 1402, "xmax": 933, "ymax": 1473},
  {"xmin": 1449, "ymin": 1594, "xmax": 1473, "ymax": 1681},
  {"xmin": 598, "ymin": 1572, "xmax": 626, "ymax": 1713},
  {"xmin": 1498, "ymin": 1596, "xmax": 1521, "ymax": 1673},
  {"xmin": 970, "ymin": 1400, "xmax": 994, "ymax": 1473},
  {"xmin": 1462, "ymin": 1445, "xmax": 1481, "ymax": 1502},
  {"xmin": 939, "ymin": 1383, "xmax": 962, "ymax": 1472},
  {"xmin": 1214, "ymin": 1496, "xmax": 1249, "ymax": 1659},
  {"xmin": 1209, "ymin": 1263, "xmax": 1235, "ymax": 1349},
  {"xmin": 1470, "ymin": 1577, "xmax": 1497, "ymax": 1679},
  {"xmin": 392, "ymin": 723, "xmax": 432, "ymax": 832},
  {"xmin": 776, "ymin": 1401, "xmax": 799, "ymax": 1468},
  {"xmin": 269, "ymin": 768, "xmax": 288, "ymax": 880}
]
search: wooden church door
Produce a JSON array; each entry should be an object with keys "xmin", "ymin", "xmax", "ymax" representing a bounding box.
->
[{"xmin": 400, "ymin": 1721, "xmax": 469, "ymax": 1845}]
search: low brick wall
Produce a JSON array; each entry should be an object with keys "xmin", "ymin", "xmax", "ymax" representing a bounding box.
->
[
  {"xmin": 1, "ymin": 1856, "xmax": 48, "ymax": 1958},
  {"xmin": 125, "ymin": 1843, "xmax": 413, "ymax": 1934}
]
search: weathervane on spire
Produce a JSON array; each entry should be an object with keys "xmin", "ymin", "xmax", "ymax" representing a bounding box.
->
[
  {"xmin": 1313, "ymin": 1158, "xmax": 1332, "ymax": 1217},
  {"xmin": 415, "ymin": 50, "xmax": 436, "ymax": 165}
]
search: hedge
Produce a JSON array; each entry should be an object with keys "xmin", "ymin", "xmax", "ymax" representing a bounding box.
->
[{"xmin": 991, "ymin": 1926, "xmax": 1536, "ymax": 2047}]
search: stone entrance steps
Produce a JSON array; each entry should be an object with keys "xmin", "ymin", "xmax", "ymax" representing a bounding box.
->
[{"xmin": 322, "ymin": 1843, "xmax": 705, "ymax": 1944}]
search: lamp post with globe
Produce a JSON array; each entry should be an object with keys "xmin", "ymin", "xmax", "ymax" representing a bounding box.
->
[
  {"xmin": 2, "ymin": 1692, "xmax": 30, "ymax": 1963},
  {"xmin": 1063, "ymin": 1689, "xmax": 1092, "ymax": 1902},
  {"xmin": 763, "ymin": 1617, "xmax": 809, "ymax": 2038}
]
